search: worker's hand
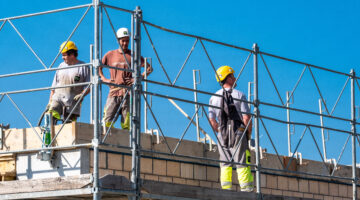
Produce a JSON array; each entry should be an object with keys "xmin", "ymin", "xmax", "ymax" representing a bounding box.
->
[
  {"xmin": 46, "ymin": 103, "xmax": 51, "ymax": 110},
  {"xmin": 73, "ymin": 93, "xmax": 83, "ymax": 102}
]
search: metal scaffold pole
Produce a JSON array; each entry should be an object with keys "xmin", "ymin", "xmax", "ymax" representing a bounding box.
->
[
  {"xmin": 253, "ymin": 43, "xmax": 261, "ymax": 198},
  {"xmin": 92, "ymin": 0, "xmax": 101, "ymax": 199},
  {"xmin": 131, "ymin": 6, "xmax": 142, "ymax": 200},
  {"xmin": 350, "ymin": 69, "xmax": 357, "ymax": 200}
]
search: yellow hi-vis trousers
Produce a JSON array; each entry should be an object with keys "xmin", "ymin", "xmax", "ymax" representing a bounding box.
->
[{"xmin": 220, "ymin": 150, "xmax": 253, "ymax": 190}]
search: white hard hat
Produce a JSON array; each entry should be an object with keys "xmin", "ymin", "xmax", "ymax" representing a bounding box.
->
[{"xmin": 116, "ymin": 27, "xmax": 130, "ymax": 39}]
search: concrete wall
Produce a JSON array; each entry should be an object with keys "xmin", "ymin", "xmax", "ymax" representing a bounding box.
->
[{"xmin": 3, "ymin": 122, "xmax": 359, "ymax": 200}]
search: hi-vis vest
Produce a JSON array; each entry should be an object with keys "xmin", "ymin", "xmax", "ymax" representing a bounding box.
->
[{"xmin": 218, "ymin": 89, "xmax": 245, "ymax": 148}]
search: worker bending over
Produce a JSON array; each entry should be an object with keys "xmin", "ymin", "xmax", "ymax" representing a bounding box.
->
[
  {"xmin": 47, "ymin": 41, "xmax": 90, "ymax": 123},
  {"xmin": 208, "ymin": 65, "xmax": 254, "ymax": 192},
  {"xmin": 100, "ymin": 27, "xmax": 152, "ymax": 131}
]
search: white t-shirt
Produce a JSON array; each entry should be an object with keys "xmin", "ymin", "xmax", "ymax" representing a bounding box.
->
[{"xmin": 208, "ymin": 88, "xmax": 250, "ymax": 122}]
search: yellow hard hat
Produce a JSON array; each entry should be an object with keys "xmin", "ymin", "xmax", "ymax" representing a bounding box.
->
[
  {"xmin": 216, "ymin": 65, "xmax": 234, "ymax": 82},
  {"xmin": 59, "ymin": 41, "xmax": 78, "ymax": 53}
]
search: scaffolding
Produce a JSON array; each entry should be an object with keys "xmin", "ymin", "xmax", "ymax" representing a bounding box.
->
[{"xmin": 0, "ymin": 0, "xmax": 359, "ymax": 200}]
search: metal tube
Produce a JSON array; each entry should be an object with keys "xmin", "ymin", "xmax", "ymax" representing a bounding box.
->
[
  {"xmin": 253, "ymin": 43, "xmax": 261, "ymax": 196},
  {"xmin": 286, "ymin": 91, "xmax": 291, "ymax": 157},
  {"xmin": 92, "ymin": 0, "xmax": 100, "ymax": 199},
  {"xmin": 90, "ymin": 44, "xmax": 94, "ymax": 124},
  {"xmin": 0, "ymin": 82, "xmax": 91, "ymax": 95},
  {"xmin": 144, "ymin": 58, "xmax": 148, "ymax": 133},
  {"xmin": 350, "ymin": 69, "xmax": 357, "ymax": 200},
  {"xmin": 102, "ymin": 4, "xmax": 134, "ymax": 14},
  {"xmin": 319, "ymin": 99, "xmax": 327, "ymax": 161},
  {"xmin": 131, "ymin": 6, "xmax": 142, "ymax": 200},
  {"xmin": 193, "ymin": 70, "xmax": 200, "ymax": 142},
  {"xmin": 0, "ymin": 143, "xmax": 92, "ymax": 155}
]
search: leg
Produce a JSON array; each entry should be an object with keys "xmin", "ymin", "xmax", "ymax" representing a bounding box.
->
[
  {"xmin": 120, "ymin": 95, "xmax": 130, "ymax": 130},
  {"xmin": 48, "ymin": 99, "xmax": 63, "ymax": 124},
  {"xmin": 217, "ymin": 133, "xmax": 233, "ymax": 190},
  {"xmin": 102, "ymin": 96, "xmax": 120, "ymax": 128}
]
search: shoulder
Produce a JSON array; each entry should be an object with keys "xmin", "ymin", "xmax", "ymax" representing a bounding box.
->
[
  {"xmin": 232, "ymin": 89, "xmax": 245, "ymax": 97},
  {"xmin": 104, "ymin": 50, "xmax": 117, "ymax": 57}
]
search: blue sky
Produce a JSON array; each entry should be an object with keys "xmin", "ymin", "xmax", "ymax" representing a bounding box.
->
[{"xmin": 0, "ymin": 0, "xmax": 359, "ymax": 168}]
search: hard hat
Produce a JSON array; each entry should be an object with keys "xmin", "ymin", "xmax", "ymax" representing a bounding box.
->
[
  {"xmin": 60, "ymin": 41, "xmax": 78, "ymax": 53},
  {"xmin": 116, "ymin": 27, "xmax": 130, "ymax": 39},
  {"xmin": 216, "ymin": 65, "xmax": 235, "ymax": 82}
]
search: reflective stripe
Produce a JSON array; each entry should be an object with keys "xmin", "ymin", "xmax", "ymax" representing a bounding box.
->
[
  {"xmin": 48, "ymin": 110, "xmax": 60, "ymax": 120},
  {"xmin": 240, "ymin": 181, "xmax": 253, "ymax": 187},
  {"xmin": 121, "ymin": 112, "xmax": 130, "ymax": 130},
  {"xmin": 220, "ymin": 167, "xmax": 232, "ymax": 190}
]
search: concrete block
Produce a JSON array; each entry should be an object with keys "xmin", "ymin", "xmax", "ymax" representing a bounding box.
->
[
  {"xmin": 206, "ymin": 166, "xmax": 219, "ymax": 182},
  {"xmin": 212, "ymin": 182, "xmax": 221, "ymax": 189},
  {"xmin": 261, "ymin": 188, "xmax": 271, "ymax": 194},
  {"xmin": 319, "ymin": 182, "xmax": 329, "ymax": 195},
  {"xmin": 347, "ymin": 185, "xmax": 352, "ymax": 198},
  {"xmin": 232, "ymin": 168, "xmax": 238, "ymax": 185},
  {"xmin": 277, "ymin": 176, "xmax": 288, "ymax": 190},
  {"xmin": 90, "ymin": 150, "xmax": 106, "ymax": 168},
  {"xmin": 144, "ymin": 174, "xmax": 158, "ymax": 181},
  {"xmin": 17, "ymin": 148, "xmax": 90, "ymax": 180},
  {"xmin": 283, "ymin": 191, "xmax": 303, "ymax": 198},
  {"xmin": 123, "ymin": 155, "xmax": 132, "ymax": 171},
  {"xmin": 329, "ymin": 183, "xmax": 339, "ymax": 196},
  {"xmin": 107, "ymin": 153, "xmax": 123, "ymax": 170},
  {"xmin": 99, "ymin": 168, "xmax": 113, "ymax": 177},
  {"xmin": 313, "ymin": 194, "xmax": 324, "ymax": 199},
  {"xmin": 173, "ymin": 177, "xmax": 186, "ymax": 185},
  {"xmin": 140, "ymin": 157, "xmax": 152, "ymax": 174},
  {"xmin": 186, "ymin": 179, "xmax": 199, "ymax": 186},
  {"xmin": 299, "ymin": 179, "xmax": 309, "ymax": 193},
  {"xmin": 266, "ymin": 175, "xmax": 277, "ymax": 189},
  {"xmin": 159, "ymin": 176, "xmax": 172, "ymax": 183},
  {"xmin": 114, "ymin": 170, "xmax": 130, "ymax": 179},
  {"xmin": 288, "ymin": 177, "xmax": 298, "ymax": 191},
  {"xmin": 180, "ymin": 163, "xmax": 193, "ymax": 179},
  {"xmin": 303, "ymin": 193, "xmax": 314, "ymax": 199},
  {"xmin": 323, "ymin": 196, "xmax": 334, "ymax": 200},
  {"xmin": 271, "ymin": 189, "xmax": 282, "ymax": 196},
  {"xmin": 309, "ymin": 180, "xmax": 319, "ymax": 194},
  {"xmin": 338, "ymin": 184, "xmax": 347, "ymax": 197},
  {"xmin": 199, "ymin": 180, "xmax": 212, "ymax": 188},
  {"xmin": 153, "ymin": 159, "xmax": 166, "ymax": 176},
  {"xmin": 194, "ymin": 164, "xmax": 206, "ymax": 180},
  {"xmin": 260, "ymin": 174, "xmax": 266, "ymax": 188},
  {"xmin": 167, "ymin": 161, "xmax": 180, "ymax": 177}
]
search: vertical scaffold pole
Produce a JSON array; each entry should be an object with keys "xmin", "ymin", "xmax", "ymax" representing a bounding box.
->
[
  {"xmin": 131, "ymin": 6, "xmax": 142, "ymax": 200},
  {"xmin": 253, "ymin": 43, "xmax": 261, "ymax": 197},
  {"xmin": 286, "ymin": 91, "xmax": 291, "ymax": 157},
  {"xmin": 350, "ymin": 69, "xmax": 357, "ymax": 200},
  {"xmin": 92, "ymin": 0, "xmax": 101, "ymax": 199}
]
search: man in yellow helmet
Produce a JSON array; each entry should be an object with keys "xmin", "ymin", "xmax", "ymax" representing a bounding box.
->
[
  {"xmin": 47, "ymin": 41, "xmax": 90, "ymax": 123},
  {"xmin": 208, "ymin": 65, "xmax": 254, "ymax": 192},
  {"xmin": 99, "ymin": 27, "xmax": 152, "ymax": 130}
]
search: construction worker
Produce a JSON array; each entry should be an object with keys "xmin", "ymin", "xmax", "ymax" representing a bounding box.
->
[
  {"xmin": 99, "ymin": 27, "xmax": 152, "ymax": 130},
  {"xmin": 208, "ymin": 65, "xmax": 254, "ymax": 192},
  {"xmin": 47, "ymin": 41, "xmax": 90, "ymax": 123}
]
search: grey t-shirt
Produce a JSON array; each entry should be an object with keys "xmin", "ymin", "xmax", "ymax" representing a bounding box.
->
[
  {"xmin": 208, "ymin": 88, "xmax": 250, "ymax": 123},
  {"xmin": 52, "ymin": 60, "xmax": 90, "ymax": 106}
]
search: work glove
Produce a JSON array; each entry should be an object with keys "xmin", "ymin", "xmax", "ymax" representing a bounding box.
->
[{"xmin": 73, "ymin": 93, "xmax": 83, "ymax": 102}]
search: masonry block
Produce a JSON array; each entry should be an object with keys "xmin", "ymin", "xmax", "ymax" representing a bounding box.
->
[
  {"xmin": 107, "ymin": 153, "xmax": 123, "ymax": 170},
  {"xmin": 159, "ymin": 176, "xmax": 172, "ymax": 183},
  {"xmin": 167, "ymin": 161, "xmax": 180, "ymax": 177},
  {"xmin": 153, "ymin": 159, "xmax": 166, "ymax": 176},
  {"xmin": 90, "ymin": 151, "xmax": 107, "ymax": 168},
  {"xmin": 123, "ymin": 155, "xmax": 132, "ymax": 171},
  {"xmin": 199, "ymin": 180, "xmax": 212, "ymax": 188},
  {"xmin": 180, "ymin": 163, "xmax": 193, "ymax": 179},
  {"xmin": 140, "ymin": 157, "xmax": 152, "ymax": 174},
  {"xmin": 329, "ymin": 183, "xmax": 339, "ymax": 197},
  {"xmin": 186, "ymin": 179, "xmax": 199, "ymax": 186},
  {"xmin": 338, "ymin": 184, "xmax": 347, "ymax": 197},
  {"xmin": 283, "ymin": 191, "xmax": 303, "ymax": 198},
  {"xmin": 266, "ymin": 175, "xmax": 277, "ymax": 189},
  {"xmin": 173, "ymin": 177, "xmax": 186, "ymax": 184},
  {"xmin": 288, "ymin": 177, "xmax": 299, "ymax": 191},
  {"xmin": 144, "ymin": 174, "xmax": 158, "ymax": 181},
  {"xmin": 319, "ymin": 182, "xmax": 329, "ymax": 195},
  {"xmin": 303, "ymin": 193, "xmax": 313, "ymax": 199},
  {"xmin": 309, "ymin": 180, "xmax": 319, "ymax": 194},
  {"xmin": 347, "ymin": 186, "xmax": 352, "ymax": 198},
  {"xmin": 271, "ymin": 189, "xmax": 282, "ymax": 196},
  {"xmin": 99, "ymin": 168, "xmax": 113, "ymax": 177},
  {"xmin": 212, "ymin": 182, "xmax": 221, "ymax": 189},
  {"xmin": 206, "ymin": 166, "xmax": 219, "ymax": 182},
  {"xmin": 114, "ymin": 170, "xmax": 130, "ymax": 179},
  {"xmin": 313, "ymin": 194, "xmax": 324, "ymax": 199},
  {"xmin": 260, "ymin": 174, "xmax": 266, "ymax": 188},
  {"xmin": 194, "ymin": 165, "xmax": 206, "ymax": 180},
  {"xmin": 232, "ymin": 168, "xmax": 238, "ymax": 185},
  {"xmin": 261, "ymin": 188, "xmax": 271, "ymax": 194},
  {"xmin": 277, "ymin": 176, "xmax": 288, "ymax": 190},
  {"xmin": 323, "ymin": 196, "xmax": 334, "ymax": 200},
  {"xmin": 299, "ymin": 179, "xmax": 309, "ymax": 193}
]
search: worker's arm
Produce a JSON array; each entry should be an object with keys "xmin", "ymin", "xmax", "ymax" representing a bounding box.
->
[
  {"xmin": 209, "ymin": 118, "xmax": 219, "ymax": 132},
  {"xmin": 242, "ymin": 114, "xmax": 252, "ymax": 139},
  {"xmin": 99, "ymin": 65, "xmax": 111, "ymax": 84}
]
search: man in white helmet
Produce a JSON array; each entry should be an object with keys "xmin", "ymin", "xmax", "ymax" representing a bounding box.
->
[
  {"xmin": 208, "ymin": 65, "xmax": 253, "ymax": 192},
  {"xmin": 47, "ymin": 41, "xmax": 90, "ymax": 123},
  {"xmin": 99, "ymin": 27, "xmax": 152, "ymax": 130}
]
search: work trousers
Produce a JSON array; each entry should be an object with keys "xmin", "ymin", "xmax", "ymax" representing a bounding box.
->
[{"xmin": 103, "ymin": 95, "xmax": 130, "ymax": 130}]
